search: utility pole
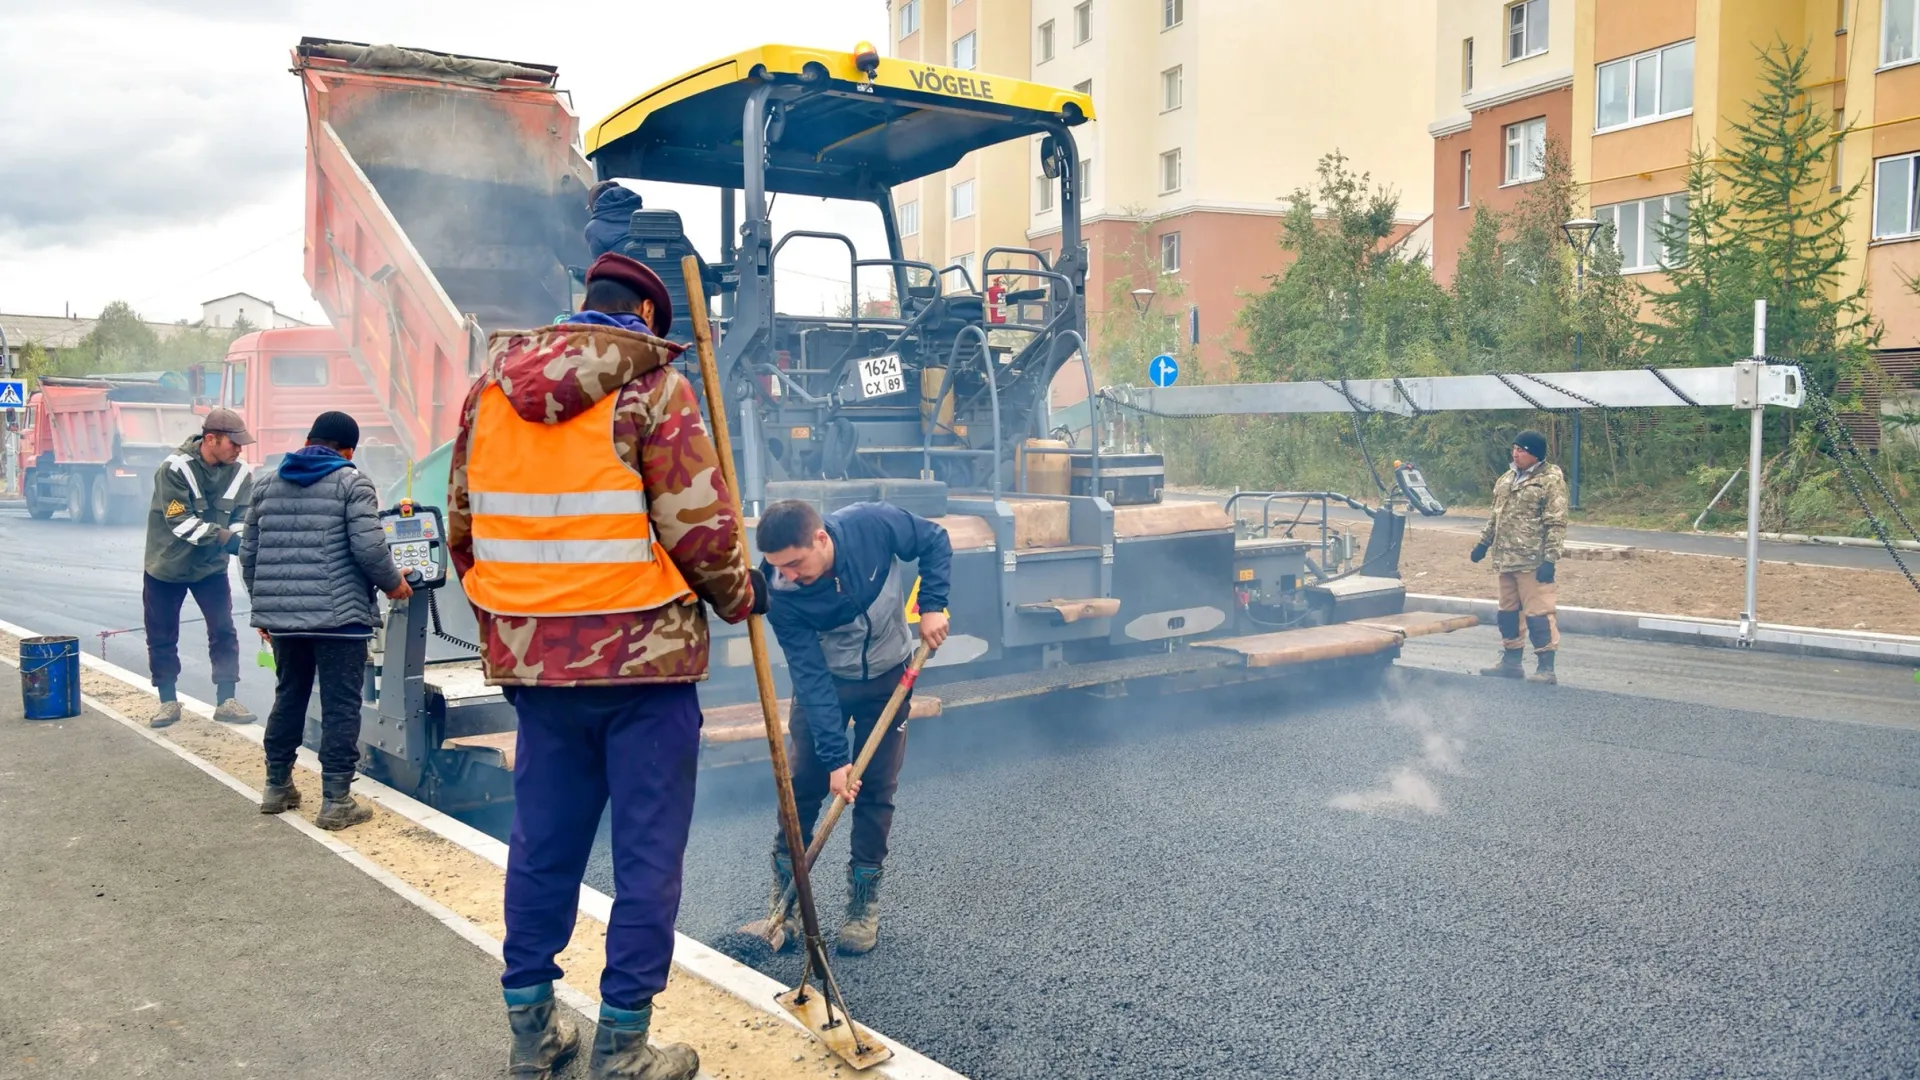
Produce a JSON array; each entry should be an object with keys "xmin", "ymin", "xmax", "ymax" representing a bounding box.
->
[
  {"xmin": 1738, "ymin": 300, "xmax": 1767, "ymax": 646},
  {"xmin": 0, "ymin": 321, "xmax": 13, "ymax": 497},
  {"xmin": 1560, "ymin": 218, "xmax": 1601, "ymax": 511}
]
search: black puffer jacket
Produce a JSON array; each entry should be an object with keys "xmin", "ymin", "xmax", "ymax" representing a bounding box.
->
[{"xmin": 240, "ymin": 449, "xmax": 403, "ymax": 634}]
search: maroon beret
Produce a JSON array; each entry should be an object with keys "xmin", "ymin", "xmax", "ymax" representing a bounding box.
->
[{"xmin": 585, "ymin": 252, "xmax": 672, "ymax": 337}]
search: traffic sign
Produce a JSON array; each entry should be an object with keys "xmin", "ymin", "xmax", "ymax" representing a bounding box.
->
[
  {"xmin": 0, "ymin": 380, "xmax": 24, "ymax": 408},
  {"xmin": 1149, "ymin": 354, "xmax": 1179, "ymax": 388}
]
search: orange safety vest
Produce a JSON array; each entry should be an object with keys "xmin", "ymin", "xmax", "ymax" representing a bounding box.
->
[{"xmin": 462, "ymin": 384, "xmax": 691, "ymax": 618}]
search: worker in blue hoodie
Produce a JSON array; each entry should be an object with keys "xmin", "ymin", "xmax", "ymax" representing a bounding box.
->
[
  {"xmin": 585, "ymin": 181, "xmax": 643, "ymax": 261},
  {"xmin": 754, "ymin": 498, "xmax": 951, "ymax": 955},
  {"xmin": 241, "ymin": 412, "xmax": 409, "ymax": 831}
]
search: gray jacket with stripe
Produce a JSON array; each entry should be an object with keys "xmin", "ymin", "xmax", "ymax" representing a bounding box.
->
[
  {"xmin": 240, "ymin": 452, "xmax": 404, "ymax": 634},
  {"xmin": 143, "ymin": 435, "xmax": 253, "ymax": 584}
]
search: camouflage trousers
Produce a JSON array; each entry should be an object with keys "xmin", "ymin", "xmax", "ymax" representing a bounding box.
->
[{"xmin": 1496, "ymin": 573, "xmax": 1558, "ymax": 654}]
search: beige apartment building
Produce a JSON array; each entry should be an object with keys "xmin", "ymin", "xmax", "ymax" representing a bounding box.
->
[{"xmin": 887, "ymin": 0, "xmax": 1440, "ymax": 418}]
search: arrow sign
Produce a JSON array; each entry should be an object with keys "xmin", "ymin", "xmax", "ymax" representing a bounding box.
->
[
  {"xmin": 1149, "ymin": 354, "xmax": 1179, "ymax": 388},
  {"xmin": 0, "ymin": 380, "xmax": 24, "ymax": 408}
]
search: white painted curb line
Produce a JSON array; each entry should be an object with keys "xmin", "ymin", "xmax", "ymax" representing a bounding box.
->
[{"xmin": 0, "ymin": 617, "xmax": 963, "ymax": 1080}]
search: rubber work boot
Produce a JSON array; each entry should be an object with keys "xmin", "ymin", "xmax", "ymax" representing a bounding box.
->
[
  {"xmin": 213, "ymin": 698, "xmax": 256, "ymax": 724},
  {"xmin": 837, "ymin": 863, "xmax": 885, "ymax": 955},
  {"xmin": 590, "ymin": 1001, "xmax": 698, "ymax": 1080},
  {"xmin": 259, "ymin": 766, "xmax": 302, "ymax": 815},
  {"xmin": 764, "ymin": 851, "xmax": 800, "ymax": 952},
  {"xmin": 149, "ymin": 700, "xmax": 183, "ymax": 729},
  {"xmin": 1528, "ymin": 651, "xmax": 1558, "ymax": 685},
  {"xmin": 1479, "ymin": 647, "xmax": 1526, "ymax": 679},
  {"xmin": 314, "ymin": 774, "xmax": 373, "ymax": 831},
  {"xmin": 506, "ymin": 986, "xmax": 581, "ymax": 1079}
]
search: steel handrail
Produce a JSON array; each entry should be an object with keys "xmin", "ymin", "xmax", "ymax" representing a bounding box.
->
[{"xmin": 921, "ymin": 324, "xmax": 1002, "ymax": 496}]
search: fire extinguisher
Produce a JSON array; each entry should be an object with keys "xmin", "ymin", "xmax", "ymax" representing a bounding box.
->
[{"xmin": 985, "ymin": 280, "xmax": 1007, "ymax": 325}]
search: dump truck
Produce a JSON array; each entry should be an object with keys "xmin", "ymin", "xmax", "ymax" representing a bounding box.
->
[
  {"xmin": 18, "ymin": 373, "xmax": 203, "ymax": 524},
  {"xmin": 263, "ymin": 38, "xmax": 1473, "ymax": 808}
]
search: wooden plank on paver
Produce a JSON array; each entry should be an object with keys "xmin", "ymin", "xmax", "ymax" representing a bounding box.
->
[
  {"xmin": 1196, "ymin": 623, "xmax": 1404, "ymax": 668},
  {"xmin": 1353, "ymin": 611, "xmax": 1481, "ymax": 638}
]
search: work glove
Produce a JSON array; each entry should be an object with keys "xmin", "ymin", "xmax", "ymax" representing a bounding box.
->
[
  {"xmin": 748, "ymin": 567, "xmax": 770, "ymax": 616},
  {"xmin": 1535, "ymin": 561, "xmax": 1556, "ymax": 584},
  {"xmin": 1469, "ymin": 543, "xmax": 1488, "ymax": 564}
]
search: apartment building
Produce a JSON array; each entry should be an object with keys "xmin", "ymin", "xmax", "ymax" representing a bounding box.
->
[{"xmin": 1429, "ymin": 0, "xmax": 1576, "ymax": 285}]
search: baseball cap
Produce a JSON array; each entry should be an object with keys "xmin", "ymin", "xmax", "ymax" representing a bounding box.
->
[{"xmin": 203, "ymin": 407, "xmax": 256, "ymax": 446}]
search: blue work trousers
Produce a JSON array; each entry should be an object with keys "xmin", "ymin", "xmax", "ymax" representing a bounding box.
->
[{"xmin": 500, "ymin": 682, "xmax": 701, "ymax": 1010}]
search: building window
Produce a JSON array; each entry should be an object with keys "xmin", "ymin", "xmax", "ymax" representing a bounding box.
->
[
  {"xmin": 1462, "ymin": 37, "xmax": 1475, "ymax": 92},
  {"xmin": 1886, "ymin": 0, "xmax": 1919, "ymax": 65},
  {"xmin": 900, "ymin": 0, "xmax": 920, "ymax": 39},
  {"xmin": 1160, "ymin": 232, "xmax": 1181, "ymax": 273},
  {"xmin": 1036, "ymin": 175, "xmax": 1055, "ymax": 213},
  {"xmin": 1039, "ymin": 20, "xmax": 1055, "ymax": 62},
  {"xmin": 953, "ymin": 31, "xmax": 977, "ymax": 70},
  {"xmin": 1596, "ymin": 40, "xmax": 1694, "ymax": 130},
  {"xmin": 1875, "ymin": 152, "xmax": 1920, "ymax": 237},
  {"xmin": 899, "ymin": 199, "xmax": 920, "ymax": 237},
  {"xmin": 1595, "ymin": 193, "xmax": 1689, "ymax": 271},
  {"xmin": 1507, "ymin": 0, "xmax": 1548, "ymax": 61},
  {"xmin": 1459, "ymin": 150, "xmax": 1472, "ymax": 207},
  {"xmin": 1504, "ymin": 117, "xmax": 1545, "ymax": 184},
  {"xmin": 1078, "ymin": 157, "xmax": 1091, "ymax": 201},
  {"xmin": 1074, "ymin": 1, "xmax": 1092, "ymax": 45},
  {"xmin": 1161, "ymin": 65, "xmax": 1183, "ymax": 110},
  {"xmin": 1159, "ymin": 148, "xmax": 1182, "ymax": 193},
  {"xmin": 1074, "ymin": 78, "xmax": 1093, "ymax": 96},
  {"xmin": 954, "ymin": 252, "xmax": 975, "ymax": 280},
  {"xmin": 1163, "ymin": 0, "xmax": 1183, "ymax": 30},
  {"xmin": 951, "ymin": 180, "xmax": 975, "ymax": 219}
]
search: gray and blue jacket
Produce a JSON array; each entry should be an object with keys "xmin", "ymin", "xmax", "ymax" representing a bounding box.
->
[{"xmin": 764, "ymin": 503, "xmax": 951, "ymax": 768}]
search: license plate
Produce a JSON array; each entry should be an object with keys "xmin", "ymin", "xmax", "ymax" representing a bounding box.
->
[
  {"xmin": 391, "ymin": 540, "xmax": 439, "ymax": 581},
  {"xmin": 857, "ymin": 354, "xmax": 906, "ymax": 400}
]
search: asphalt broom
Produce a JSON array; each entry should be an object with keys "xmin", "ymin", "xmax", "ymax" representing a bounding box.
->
[{"xmin": 679, "ymin": 256, "xmax": 891, "ymax": 1071}]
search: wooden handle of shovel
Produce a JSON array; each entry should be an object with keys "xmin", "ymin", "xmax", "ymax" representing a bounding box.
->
[{"xmin": 801, "ymin": 642, "xmax": 932, "ymax": 872}]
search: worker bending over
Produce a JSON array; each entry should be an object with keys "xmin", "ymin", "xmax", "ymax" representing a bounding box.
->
[
  {"xmin": 450, "ymin": 253, "xmax": 759, "ymax": 1080},
  {"xmin": 1471, "ymin": 428, "xmax": 1568, "ymax": 685},
  {"xmin": 756, "ymin": 498, "xmax": 951, "ymax": 955}
]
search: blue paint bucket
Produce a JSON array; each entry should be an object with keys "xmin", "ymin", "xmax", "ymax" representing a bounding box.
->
[{"xmin": 20, "ymin": 635, "xmax": 81, "ymax": 721}]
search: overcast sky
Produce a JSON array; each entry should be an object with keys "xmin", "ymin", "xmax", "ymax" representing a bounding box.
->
[{"xmin": 0, "ymin": 0, "xmax": 892, "ymax": 326}]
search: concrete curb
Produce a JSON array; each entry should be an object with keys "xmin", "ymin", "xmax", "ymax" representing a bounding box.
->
[
  {"xmin": 1734, "ymin": 530, "xmax": 1920, "ymax": 552},
  {"xmin": 1404, "ymin": 593, "xmax": 1920, "ymax": 666},
  {"xmin": 0, "ymin": 617, "xmax": 966, "ymax": 1080}
]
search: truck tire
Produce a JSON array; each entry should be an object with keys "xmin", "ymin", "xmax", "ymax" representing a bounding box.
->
[
  {"xmin": 67, "ymin": 474, "xmax": 95, "ymax": 523},
  {"xmin": 88, "ymin": 476, "xmax": 113, "ymax": 526},
  {"xmin": 23, "ymin": 469, "xmax": 54, "ymax": 519}
]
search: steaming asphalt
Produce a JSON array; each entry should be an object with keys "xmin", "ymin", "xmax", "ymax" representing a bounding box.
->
[{"xmin": 7, "ymin": 510, "xmax": 1920, "ymax": 1077}]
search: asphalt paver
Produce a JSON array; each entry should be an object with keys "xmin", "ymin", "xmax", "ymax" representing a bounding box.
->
[{"xmin": 635, "ymin": 644, "xmax": 1920, "ymax": 1079}]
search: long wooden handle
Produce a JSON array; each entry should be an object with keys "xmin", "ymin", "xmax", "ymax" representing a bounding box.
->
[{"xmin": 801, "ymin": 643, "xmax": 931, "ymax": 870}]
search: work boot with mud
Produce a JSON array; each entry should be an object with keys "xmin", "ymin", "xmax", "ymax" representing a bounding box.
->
[
  {"xmin": 149, "ymin": 700, "xmax": 183, "ymax": 728},
  {"xmin": 589, "ymin": 1001, "xmax": 698, "ymax": 1080},
  {"xmin": 314, "ymin": 774, "xmax": 373, "ymax": 831},
  {"xmin": 259, "ymin": 765, "xmax": 302, "ymax": 815},
  {"xmin": 1479, "ymin": 647, "xmax": 1525, "ymax": 679},
  {"xmin": 1527, "ymin": 651, "xmax": 1558, "ymax": 685},
  {"xmin": 837, "ymin": 863, "xmax": 885, "ymax": 955},
  {"xmin": 506, "ymin": 985, "xmax": 580, "ymax": 1079},
  {"xmin": 213, "ymin": 698, "xmax": 256, "ymax": 724},
  {"xmin": 760, "ymin": 851, "xmax": 801, "ymax": 951}
]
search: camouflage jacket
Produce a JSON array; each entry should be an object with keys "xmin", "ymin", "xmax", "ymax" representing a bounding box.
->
[
  {"xmin": 447, "ymin": 324, "xmax": 754, "ymax": 687},
  {"xmin": 1476, "ymin": 462, "xmax": 1568, "ymax": 572}
]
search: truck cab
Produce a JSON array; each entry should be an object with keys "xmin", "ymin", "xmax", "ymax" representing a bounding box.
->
[{"xmin": 202, "ymin": 326, "xmax": 407, "ymax": 487}]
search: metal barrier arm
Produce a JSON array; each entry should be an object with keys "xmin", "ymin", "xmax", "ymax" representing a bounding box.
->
[{"xmin": 1115, "ymin": 363, "xmax": 1806, "ymax": 417}]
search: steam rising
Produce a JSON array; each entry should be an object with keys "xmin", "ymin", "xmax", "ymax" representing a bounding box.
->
[{"xmin": 1330, "ymin": 677, "xmax": 1468, "ymax": 817}]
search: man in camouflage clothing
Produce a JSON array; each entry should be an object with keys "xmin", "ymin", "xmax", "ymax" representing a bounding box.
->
[
  {"xmin": 1470, "ymin": 429, "xmax": 1568, "ymax": 684},
  {"xmin": 449, "ymin": 253, "xmax": 759, "ymax": 1080}
]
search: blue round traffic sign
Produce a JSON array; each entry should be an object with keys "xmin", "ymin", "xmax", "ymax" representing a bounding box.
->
[{"xmin": 1149, "ymin": 354, "xmax": 1179, "ymax": 388}]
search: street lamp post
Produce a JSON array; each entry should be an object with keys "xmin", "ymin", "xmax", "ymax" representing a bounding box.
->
[{"xmin": 1560, "ymin": 217, "xmax": 1601, "ymax": 511}]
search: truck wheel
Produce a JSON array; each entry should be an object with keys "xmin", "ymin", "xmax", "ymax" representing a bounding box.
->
[
  {"xmin": 89, "ymin": 476, "xmax": 113, "ymax": 526},
  {"xmin": 23, "ymin": 470, "xmax": 54, "ymax": 519},
  {"xmin": 67, "ymin": 474, "xmax": 95, "ymax": 523}
]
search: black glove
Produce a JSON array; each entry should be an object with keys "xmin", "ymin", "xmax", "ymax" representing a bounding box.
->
[
  {"xmin": 1535, "ymin": 561, "xmax": 1555, "ymax": 584},
  {"xmin": 1470, "ymin": 543, "xmax": 1488, "ymax": 564},
  {"xmin": 748, "ymin": 567, "xmax": 770, "ymax": 616}
]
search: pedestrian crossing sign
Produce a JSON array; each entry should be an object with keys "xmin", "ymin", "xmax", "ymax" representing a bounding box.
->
[{"xmin": 0, "ymin": 380, "xmax": 24, "ymax": 408}]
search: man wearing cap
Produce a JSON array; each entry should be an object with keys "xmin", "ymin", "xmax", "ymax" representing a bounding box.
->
[
  {"xmin": 448, "ymin": 252, "xmax": 759, "ymax": 1080},
  {"xmin": 241, "ymin": 411, "xmax": 410, "ymax": 830},
  {"xmin": 1470, "ymin": 429, "xmax": 1568, "ymax": 684},
  {"xmin": 142, "ymin": 407, "xmax": 256, "ymax": 727}
]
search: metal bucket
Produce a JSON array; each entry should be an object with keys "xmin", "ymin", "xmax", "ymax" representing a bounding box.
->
[{"xmin": 20, "ymin": 635, "xmax": 81, "ymax": 720}]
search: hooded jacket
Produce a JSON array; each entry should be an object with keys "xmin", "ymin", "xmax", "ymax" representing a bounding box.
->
[
  {"xmin": 447, "ymin": 317, "xmax": 754, "ymax": 686},
  {"xmin": 241, "ymin": 446, "xmax": 404, "ymax": 635},
  {"xmin": 144, "ymin": 434, "xmax": 252, "ymax": 584},
  {"xmin": 764, "ymin": 503, "xmax": 951, "ymax": 769},
  {"xmin": 585, "ymin": 185, "xmax": 643, "ymax": 261}
]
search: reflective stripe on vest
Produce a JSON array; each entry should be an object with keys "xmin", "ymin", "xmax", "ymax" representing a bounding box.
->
[{"xmin": 462, "ymin": 383, "xmax": 692, "ymax": 618}]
